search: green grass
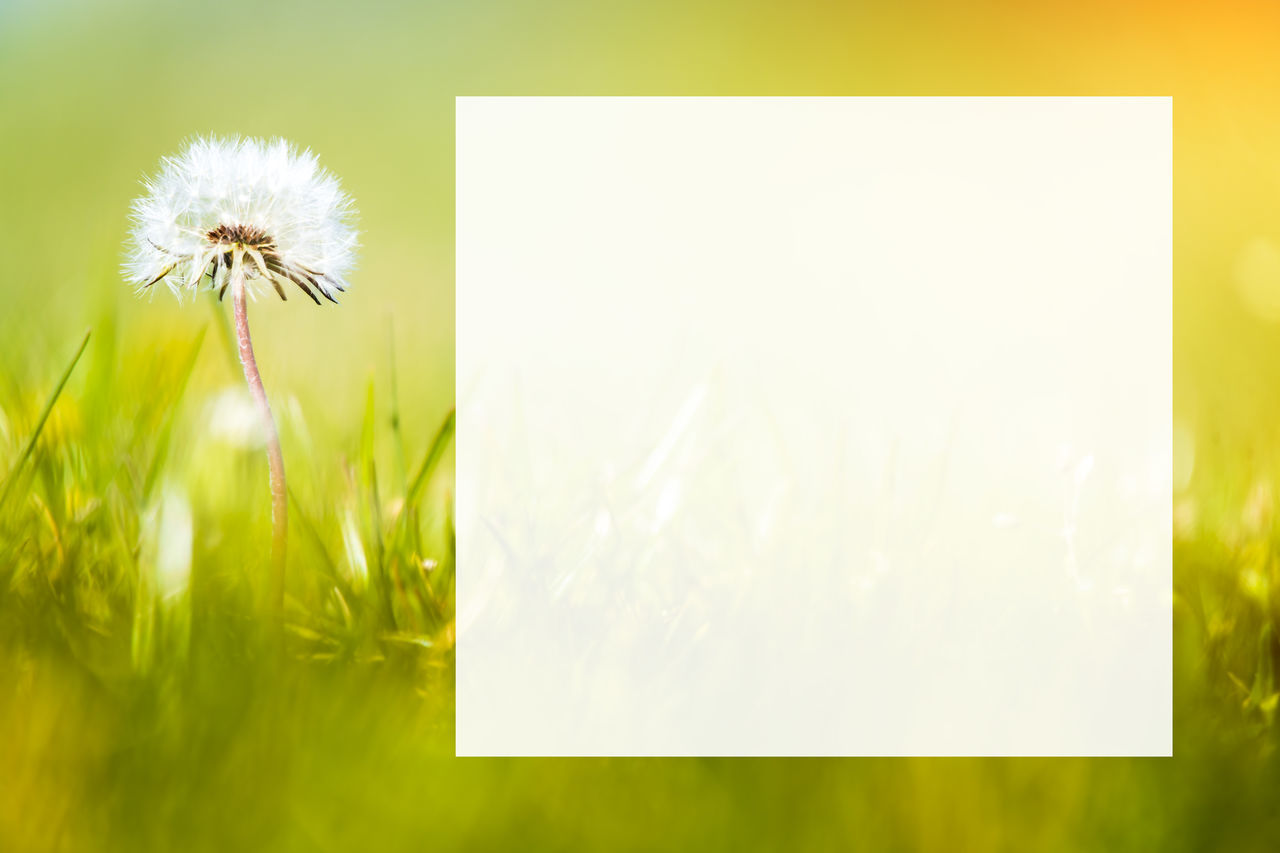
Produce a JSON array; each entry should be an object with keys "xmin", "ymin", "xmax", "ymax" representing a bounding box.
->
[
  {"xmin": 1, "ymin": 299, "xmax": 1279, "ymax": 851},
  {"xmin": 3, "ymin": 0, "xmax": 1278, "ymax": 848},
  {"xmin": 0, "ymin": 300, "xmax": 460, "ymax": 851}
]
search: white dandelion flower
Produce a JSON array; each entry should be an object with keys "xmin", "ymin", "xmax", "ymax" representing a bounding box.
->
[
  {"xmin": 124, "ymin": 136, "xmax": 358, "ymax": 620},
  {"xmin": 124, "ymin": 136, "xmax": 358, "ymax": 303}
]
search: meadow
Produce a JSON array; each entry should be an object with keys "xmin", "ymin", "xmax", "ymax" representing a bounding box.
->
[
  {"xmin": 1, "ymin": 304, "xmax": 1277, "ymax": 848},
  {"xmin": 4, "ymin": 0, "xmax": 1280, "ymax": 849}
]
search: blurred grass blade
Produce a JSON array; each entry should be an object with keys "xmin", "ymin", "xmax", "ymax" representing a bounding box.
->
[
  {"xmin": 84, "ymin": 279, "xmax": 119, "ymax": 415},
  {"xmin": 287, "ymin": 484, "xmax": 345, "ymax": 592},
  {"xmin": 390, "ymin": 407, "xmax": 455, "ymax": 556},
  {"xmin": 360, "ymin": 379, "xmax": 383, "ymax": 557},
  {"xmin": 1249, "ymin": 622, "xmax": 1277, "ymax": 723},
  {"xmin": 444, "ymin": 488, "xmax": 455, "ymax": 564},
  {"xmin": 141, "ymin": 328, "xmax": 207, "ymax": 500},
  {"xmin": 0, "ymin": 328, "xmax": 91, "ymax": 506},
  {"xmin": 405, "ymin": 407, "xmax": 455, "ymax": 510},
  {"xmin": 359, "ymin": 378, "xmax": 377, "ymax": 482},
  {"xmin": 359, "ymin": 379, "xmax": 390, "ymax": 624},
  {"xmin": 388, "ymin": 317, "xmax": 409, "ymax": 494},
  {"xmin": 208, "ymin": 289, "xmax": 241, "ymax": 376}
]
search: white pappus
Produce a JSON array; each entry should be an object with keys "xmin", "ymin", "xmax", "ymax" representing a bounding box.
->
[{"xmin": 124, "ymin": 136, "xmax": 359, "ymax": 304}]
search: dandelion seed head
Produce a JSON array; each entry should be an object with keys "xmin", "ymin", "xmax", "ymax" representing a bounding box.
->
[{"xmin": 124, "ymin": 136, "xmax": 358, "ymax": 303}]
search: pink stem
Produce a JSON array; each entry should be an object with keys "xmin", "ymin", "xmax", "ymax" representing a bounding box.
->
[{"xmin": 232, "ymin": 259, "xmax": 287, "ymax": 621}]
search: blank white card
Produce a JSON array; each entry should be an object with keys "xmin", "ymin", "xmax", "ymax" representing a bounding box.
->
[{"xmin": 456, "ymin": 97, "xmax": 1171, "ymax": 756}]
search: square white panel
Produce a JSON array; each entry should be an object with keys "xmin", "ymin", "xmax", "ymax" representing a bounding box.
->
[{"xmin": 456, "ymin": 97, "xmax": 1171, "ymax": 756}]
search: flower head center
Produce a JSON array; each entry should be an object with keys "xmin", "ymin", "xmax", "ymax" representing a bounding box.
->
[{"xmin": 206, "ymin": 222, "xmax": 276, "ymax": 251}]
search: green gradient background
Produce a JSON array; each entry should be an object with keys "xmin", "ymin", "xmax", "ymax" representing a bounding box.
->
[
  {"xmin": 3, "ymin": 0, "xmax": 1279, "ymax": 849},
  {"xmin": 3, "ymin": 0, "xmax": 1275, "ymax": 444}
]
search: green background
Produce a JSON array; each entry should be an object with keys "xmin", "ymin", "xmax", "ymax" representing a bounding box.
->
[{"xmin": 2, "ymin": 0, "xmax": 1278, "ymax": 849}]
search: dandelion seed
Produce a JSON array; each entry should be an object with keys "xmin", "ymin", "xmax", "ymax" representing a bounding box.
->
[{"xmin": 125, "ymin": 136, "xmax": 359, "ymax": 621}]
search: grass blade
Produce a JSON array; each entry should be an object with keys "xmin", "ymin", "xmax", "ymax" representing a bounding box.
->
[
  {"xmin": 208, "ymin": 288, "xmax": 241, "ymax": 376},
  {"xmin": 404, "ymin": 407, "xmax": 455, "ymax": 511},
  {"xmin": 141, "ymin": 327, "xmax": 207, "ymax": 501},
  {"xmin": 287, "ymin": 484, "xmax": 345, "ymax": 593},
  {"xmin": 387, "ymin": 317, "xmax": 409, "ymax": 494},
  {"xmin": 389, "ymin": 407, "xmax": 455, "ymax": 554},
  {"xmin": 0, "ymin": 329, "xmax": 91, "ymax": 506}
]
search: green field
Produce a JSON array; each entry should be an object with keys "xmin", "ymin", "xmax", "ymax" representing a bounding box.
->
[
  {"xmin": 0, "ymin": 329, "xmax": 1275, "ymax": 846},
  {"xmin": 3, "ymin": 1, "xmax": 1280, "ymax": 850}
]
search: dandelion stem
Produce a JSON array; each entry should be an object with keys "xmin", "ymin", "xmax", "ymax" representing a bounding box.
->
[{"xmin": 231, "ymin": 256, "xmax": 287, "ymax": 622}]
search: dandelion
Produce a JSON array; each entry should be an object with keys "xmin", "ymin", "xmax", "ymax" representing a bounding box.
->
[{"xmin": 125, "ymin": 136, "xmax": 359, "ymax": 618}]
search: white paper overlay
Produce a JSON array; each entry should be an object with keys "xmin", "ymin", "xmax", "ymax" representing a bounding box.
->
[{"xmin": 456, "ymin": 97, "xmax": 1171, "ymax": 756}]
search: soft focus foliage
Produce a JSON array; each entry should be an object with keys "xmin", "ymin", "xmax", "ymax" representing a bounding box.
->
[
  {"xmin": 3, "ymin": 0, "xmax": 1280, "ymax": 850},
  {"xmin": 0, "ymin": 312, "xmax": 458, "ymax": 851}
]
